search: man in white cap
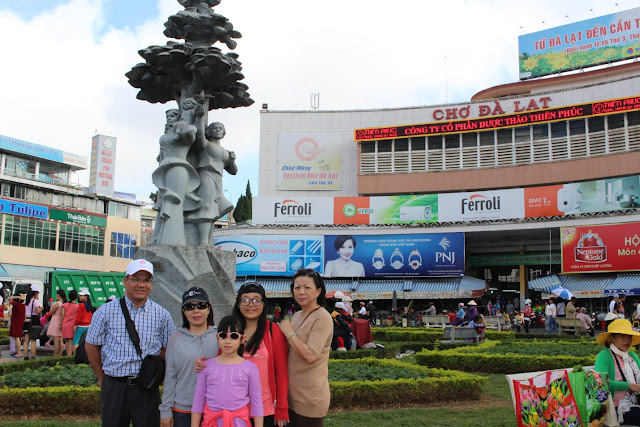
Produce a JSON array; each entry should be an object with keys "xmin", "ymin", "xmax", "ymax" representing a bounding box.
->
[{"xmin": 85, "ymin": 259, "xmax": 175, "ymax": 427}]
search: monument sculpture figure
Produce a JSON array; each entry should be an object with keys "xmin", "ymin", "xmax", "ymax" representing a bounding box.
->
[
  {"xmin": 127, "ymin": 0, "xmax": 252, "ymax": 246},
  {"xmin": 126, "ymin": 0, "xmax": 252, "ymax": 324},
  {"xmin": 186, "ymin": 122, "xmax": 237, "ymax": 245}
]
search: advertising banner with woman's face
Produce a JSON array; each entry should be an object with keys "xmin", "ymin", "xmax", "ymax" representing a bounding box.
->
[{"xmin": 323, "ymin": 233, "xmax": 464, "ymax": 278}]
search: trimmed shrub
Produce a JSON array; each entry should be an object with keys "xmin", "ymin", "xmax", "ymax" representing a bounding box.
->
[
  {"xmin": 415, "ymin": 340, "xmax": 597, "ymax": 374},
  {"xmin": 0, "ymin": 328, "xmax": 8, "ymax": 339},
  {"xmin": 329, "ymin": 342, "xmax": 471, "ymax": 360},
  {"xmin": 1, "ymin": 364, "xmax": 97, "ymax": 388},
  {"xmin": 0, "ymin": 356, "xmax": 74, "ymax": 376},
  {"xmin": 329, "ymin": 358, "xmax": 487, "ymax": 409},
  {"xmin": 371, "ymin": 327, "xmax": 516, "ymax": 342},
  {"xmin": 0, "ymin": 386, "xmax": 100, "ymax": 416},
  {"xmin": 0, "ymin": 357, "xmax": 487, "ymax": 415}
]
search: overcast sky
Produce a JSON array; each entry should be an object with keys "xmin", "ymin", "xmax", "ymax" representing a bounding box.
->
[{"xmin": 0, "ymin": 0, "xmax": 639, "ymax": 204}]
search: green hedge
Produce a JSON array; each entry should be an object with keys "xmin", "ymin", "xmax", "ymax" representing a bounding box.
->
[
  {"xmin": 0, "ymin": 358, "xmax": 486, "ymax": 415},
  {"xmin": 329, "ymin": 341, "xmax": 472, "ymax": 360},
  {"xmin": 415, "ymin": 340, "xmax": 596, "ymax": 374},
  {"xmin": 0, "ymin": 356, "xmax": 74, "ymax": 376},
  {"xmin": 0, "ymin": 328, "xmax": 8, "ymax": 339},
  {"xmin": 0, "ymin": 386, "xmax": 100, "ymax": 416},
  {"xmin": 328, "ymin": 358, "xmax": 486, "ymax": 409},
  {"xmin": 371, "ymin": 327, "xmax": 515, "ymax": 342}
]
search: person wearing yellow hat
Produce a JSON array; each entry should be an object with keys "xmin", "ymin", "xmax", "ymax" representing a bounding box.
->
[{"xmin": 595, "ymin": 319, "xmax": 640, "ymax": 425}]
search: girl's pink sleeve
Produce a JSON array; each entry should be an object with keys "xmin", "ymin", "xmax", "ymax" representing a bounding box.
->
[
  {"xmin": 191, "ymin": 366, "xmax": 207, "ymax": 414},
  {"xmin": 248, "ymin": 362, "xmax": 264, "ymax": 417}
]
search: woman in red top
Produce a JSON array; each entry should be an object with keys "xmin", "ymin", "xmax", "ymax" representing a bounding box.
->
[
  {"xmin": 233, "ymin": 282, "xmax": 289, "ymax": 427},
  {"xmin": 8, "ymin": 295, "xmax": 26, "ymax": 357},
  {"xmin": 61, "ymin": 290, "xmax": 79, "ymax": 356},
  {"xmin": 73, "ymin": 290, "xmax": 93, "ymax": 352}
]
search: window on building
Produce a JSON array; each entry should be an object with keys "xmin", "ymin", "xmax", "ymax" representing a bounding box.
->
[
  {"xmin": 479, "ymin": 131, "xmax": 495, "ymax": 146},
  {"xmin": 0, "ymin": 183, "xmax": 27, "ymax": 199},
  {"xmin": 462, "ymin": 132, "xmax": 477, "ymax": 148},
  {"xmin": 427, "ymin": 136, "xmax": 442, "ymax": 150},
  {"xmin": 360, "ymin": 141, "xmax": 376, "ymax": 153},
  {"xmin": 608, "ymin": 113, "xmax": 625, "ymax": 130},
  {"xmin": 551, "ymin": 122, "xmax": 567, "ymax": 138},
  {"xmin": 4, "ymin": 216, "xmax": 57, "ymax": 250},
  {"xmin": 410, "ymin": 137, "xmax": 425, "ymax": 151},
  {"xmin": 588, "ymin": 116, "xmax": 605, "ymax": 132},
  {"xmin": 514, "ymin": 126, "xmax": 530, "ymax": 143},
  {"xmin": 628, "ymin": 111, "xmax": 640, "ymax": 127},
  {"xmin": 532, "ymin": 124, "xmax": 548, "ymax": 140},
  {"xmin": 38, "ymin": 163, "xmax": 69, "ymax": 185},
  {"xmin": 110, "ymin": 232, "xmax": 137, "ymax": 259},
  {"xmin": 58, "ymin": 223, "xmax": 104, "ymax": 256},
  {"xmin": 4, "ymin": 157, "xmax": 36, "ymax": 180},
  {"xmin": 569, "ymin": 119, "xmax": 586, "ymax": 135},
  {"xmin": 496, "ymin": 129, "xmax": 512, "ymax": 144},
  {"xmin": 377, "ymin": 140, "xmax": 392, "ymax": 152},
  {"xmin": 394, "ymin": 140, "xmax": 409, "ymax": 151},
  {"xmin": 444, "ymin": 134, "xmax": 459, "ymax": 149}
]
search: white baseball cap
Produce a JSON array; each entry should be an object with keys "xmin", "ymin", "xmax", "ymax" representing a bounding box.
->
[
  {"xmin": 126, "ymin": 259, "xmax": 154, "ymax": 277},
  {"xmin": 335, "ymin": 302, "xmax": 346, "ymax": 310},
  {"xmin": 78, "ymin": 289, "xmax": 90, "ymax": 296}
]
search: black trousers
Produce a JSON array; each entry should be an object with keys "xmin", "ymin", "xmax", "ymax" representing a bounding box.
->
[
  {"xmin": 289, "ymin": 409, "xmax": 323, "ymax": 427},
  {"xmin": 101, "ymin": 375, "xmax": 160, "ymax": 427},
  {"xmin": 623, "ymin": 406, "xmax": 640, "ymax": 425}
]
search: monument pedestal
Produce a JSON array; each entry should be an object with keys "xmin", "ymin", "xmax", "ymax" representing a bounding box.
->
[{"xmin": 137, "ymin": 245, "xmax": 236, "ymax": 326}]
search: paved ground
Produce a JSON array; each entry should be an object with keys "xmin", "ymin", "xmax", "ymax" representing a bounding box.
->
[{"xmin": 0, "ymin": 341, "xmax": 56, "ymax": 364}]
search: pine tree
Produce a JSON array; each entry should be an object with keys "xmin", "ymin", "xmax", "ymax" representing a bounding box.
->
[{"xmin": 233, "ymin": 180, "xmax": 252, "ymax": 223}]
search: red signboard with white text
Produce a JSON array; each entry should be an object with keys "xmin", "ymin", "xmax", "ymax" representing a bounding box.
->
[{"xmin": 561, "ymin": 223, "xmax": 640, "ymax": 273}]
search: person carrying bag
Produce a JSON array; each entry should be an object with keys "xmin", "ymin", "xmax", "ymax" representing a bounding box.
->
[{"xmin": 120, "ymin": 297, "xmax": 166, "ymax": 392}]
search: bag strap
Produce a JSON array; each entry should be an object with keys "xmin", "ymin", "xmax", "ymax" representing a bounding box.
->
[
  {"xmin": 120, "ymin": 298, "xmax": 143, "ymax": 359},
  {"xmin": 611, "ymin": 348, "xmax": 630, "ymax": 386}
]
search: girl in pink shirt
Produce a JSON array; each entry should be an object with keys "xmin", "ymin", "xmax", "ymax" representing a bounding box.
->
[{"xmin": 191, "ymin": 316, "xmax": 263, "ymax": 427}]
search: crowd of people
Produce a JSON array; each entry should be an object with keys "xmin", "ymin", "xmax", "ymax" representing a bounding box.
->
[{"xmin": 2, "ymin": 286, "xmax": 99, "ymax": 359}]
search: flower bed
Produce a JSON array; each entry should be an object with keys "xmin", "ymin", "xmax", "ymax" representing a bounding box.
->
[
  {"xmin": 415, "ymin": 340, "xmax": 599, "ymax": 374},
  {"xmin": 329, "ymin": 341, "xmax": 469, "ymax": 360},
  {"xmin": 0, "ymin": 358, "xmax": 486, "ymax": 415}
]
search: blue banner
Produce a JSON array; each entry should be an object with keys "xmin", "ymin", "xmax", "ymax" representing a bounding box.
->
[
  {"xmin": 323, "ymin": 233, "xmax": 464, "ymax": 278},
  {"xmin": 214, "ymin": 235, "xmax": 324, "ymax": 277},
  {"xmin": 0, "ymin": 199, "xmax": 48, "ymax": 219},
  {"xmin": 0, "ymin": 134, "xmax": 64, "ymax": 163}
]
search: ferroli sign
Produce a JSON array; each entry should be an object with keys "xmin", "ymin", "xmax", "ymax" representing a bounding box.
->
[
  {"xmin": 561, "ymin": 222, "xmax": 640, "ymax": 273},
  {"xmin": 438, "ymin": 189, "xmax": 524, "ymax": 222},
  {"xmin": 49, "ymin": 208, "xmax": 107, "ymax": 228},
  {"xmin": 252, "ymin": 197, "xmax": 333, "ymax": 225}
]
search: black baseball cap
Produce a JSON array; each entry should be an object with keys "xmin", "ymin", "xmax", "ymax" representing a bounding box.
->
[{"xmin": 182, "ymin": 287, "xmax": 209, "ymax": 307}]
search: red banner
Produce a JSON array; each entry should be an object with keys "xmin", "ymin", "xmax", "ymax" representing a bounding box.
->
[{"xmin": 561, "ymin": 223, "xmax": 640, "ymax": 273}]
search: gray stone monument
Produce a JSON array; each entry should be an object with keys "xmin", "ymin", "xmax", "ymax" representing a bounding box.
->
[{"xmin": 126, "ymin": 0, "xmax": 253, "ymax": 321}]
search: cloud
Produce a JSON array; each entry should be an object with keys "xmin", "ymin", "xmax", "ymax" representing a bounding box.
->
[{"xmin": 0, "ymin": 0, "xmax": 637, "ymax": 202}]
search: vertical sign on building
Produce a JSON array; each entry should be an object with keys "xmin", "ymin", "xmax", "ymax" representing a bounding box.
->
[{"xmin": 89, "ymin": 134, "xmax": 117, "ymax": 196}]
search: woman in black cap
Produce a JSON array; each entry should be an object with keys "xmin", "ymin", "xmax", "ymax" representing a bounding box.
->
[{"xmin": 160, "ymin": 287, "xmax": 218, "ymax": 427}]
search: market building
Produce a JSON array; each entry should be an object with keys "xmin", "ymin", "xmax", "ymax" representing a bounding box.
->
[
  {"xmin": 0, "ymin": 133, "xmax": 142, "ymax": 284},
  {"xmin": 215, "ymin": 10, "xmax": 640, "ymax": 314}
]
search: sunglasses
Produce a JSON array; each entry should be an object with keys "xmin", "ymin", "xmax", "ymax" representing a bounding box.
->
[
  {"xmin": 217, "ymin": 331, "xmax": 242, "ymax": 340},
  {"xmin": 184, "ymin": 302, "xmax": 208, "ymax": 311}
]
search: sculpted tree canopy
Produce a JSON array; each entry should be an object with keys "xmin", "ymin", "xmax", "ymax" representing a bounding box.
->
[{"xmin": 128, "ymin": 0, "xmax": 251, "ymax": 246}]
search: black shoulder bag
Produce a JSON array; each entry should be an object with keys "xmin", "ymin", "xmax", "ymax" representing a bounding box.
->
[{"xmin": 120, "ymin": 298, "xmax": 166, "ymax": 392}]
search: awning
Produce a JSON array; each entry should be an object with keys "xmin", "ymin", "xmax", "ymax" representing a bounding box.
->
[
  {"xmin": 604, "ymin": 274, "xmax": 640, "ymax": 296},
  {"xmin": 235, "ymin": 278, "xmax": 291, "ymax": 298},
  {"xmin": 528, "ymin": 274, "xmax": 621, "ymax": 297},
  {"xmin": 324, "ymin": 279, "xmax": 357, "ymax": 292},
  {"xmin": 233, "ymin": 276, "xmax": 488, "ymax": 300},
  {"xmin": 404, "ymin": 276, "xmax": 487, "ymax": 299},
  {"xmin": 1, "ymin": 264, "xmax": 52, "ymax": 281},
  {"xmin": 353, "ymin": 280, "xmax": 405, "ymax": 300}
]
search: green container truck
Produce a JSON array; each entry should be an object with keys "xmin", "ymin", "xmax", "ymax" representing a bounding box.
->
[{"xmin": 47, "ymin": 271, "xmax": 125, "ymax": 307}]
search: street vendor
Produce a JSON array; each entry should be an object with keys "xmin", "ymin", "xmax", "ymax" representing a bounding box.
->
[{"xmin": 595, "ymin": 319, "xmax": 640, "ymax": 425}]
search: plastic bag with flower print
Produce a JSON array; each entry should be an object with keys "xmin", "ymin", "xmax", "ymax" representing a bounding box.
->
[{"xmin": 514, "ymin": 371, "xmax": 582, "ymax": 427}]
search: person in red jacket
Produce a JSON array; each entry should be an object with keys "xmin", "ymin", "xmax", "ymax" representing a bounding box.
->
[{"xmin": 74, "ymin": 289, "xmax": 93, "ymax": 353}]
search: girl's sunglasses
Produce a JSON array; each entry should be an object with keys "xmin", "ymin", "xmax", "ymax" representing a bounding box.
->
[
  {"xmin": 184, "ymin": 302, "xmax": 208, "ymax": 311},
  {"xmin": 217, "ymin": 331, "xmax": 242, "ymax": 340}
]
